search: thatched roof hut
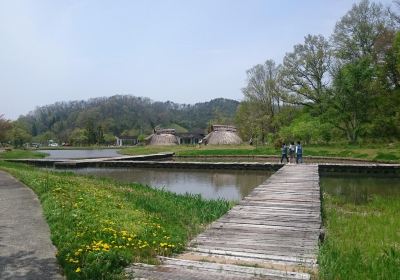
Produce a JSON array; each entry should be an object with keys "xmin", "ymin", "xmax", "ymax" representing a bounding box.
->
[
  {"xmin": 203, "ymin": 125, "xmax": 242, "ymax": 145},
  {"xmin": 146, "ymin": 128, "xmax": 179, "ymax": 146}
]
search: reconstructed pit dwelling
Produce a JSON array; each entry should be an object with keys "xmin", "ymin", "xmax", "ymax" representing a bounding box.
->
[{"xmin": 145, "ymin": 125, "xmax": 243, "ymax": 146}]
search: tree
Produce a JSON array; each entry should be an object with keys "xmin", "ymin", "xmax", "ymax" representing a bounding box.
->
[
  {"xmin": 240, "ymin": 60, "xmax": 283, "ymax": 142},
  {"xmin": 85, "ymin": 119, "xmax": 97, "ymax": 145},
  {"xmin": 0, "ymin": 115, "xmax": 12, "ymax": 145},
  {"xmin": 69, "ymin": 128, "xmax": 88, "ymax": 146},
  {"xmin": 10, "ymin": 122, "xmax": 32, "ymax": 147},
  {"xmin": 332, "ymin": 0, "xmax": 395, "ymax": 61},
  {"xmin": 280, "ymin": 34, "xmax": 332, "ymax": 110},
  {"xmin": 328, "ymin": 57, "xmax": 376, "ymax": 143},
  {"xmin": 96, "ymin": 125, "xmax": 105, "ymax": 145},
  {"xmin": 235, "ymin": 101, "xmax": 264, "ymax": 143}
]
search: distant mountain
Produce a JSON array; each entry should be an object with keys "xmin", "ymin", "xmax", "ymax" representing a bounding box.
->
[{"xmin": 18, "ymin": 95, "xmax": 239, "ymax": 142}]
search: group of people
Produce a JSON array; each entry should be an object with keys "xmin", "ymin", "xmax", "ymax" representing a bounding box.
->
[{"xmin": 280, "ymin": 141, "xmax": 303, "ymax": 164}]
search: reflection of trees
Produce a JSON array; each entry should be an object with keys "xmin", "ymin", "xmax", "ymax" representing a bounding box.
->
[
  {"xmin": 78, "ymin": 168, "xmax": 270, "ymax": 200},
  {"xmin": 322, "ymin": 176, "xmax": 400, "ymax": 204},
  {"xmin": 210, "ymin": 171, "xmax": 269, "ymax": 198}
]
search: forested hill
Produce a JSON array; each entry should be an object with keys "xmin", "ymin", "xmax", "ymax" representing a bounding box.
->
[{"xmin": 18, "ymin": 95, "xmax": 239, "ymax": 143}]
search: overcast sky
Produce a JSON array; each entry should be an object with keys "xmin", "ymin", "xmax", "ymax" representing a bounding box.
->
[{"xmin": 0, "ymin": 0, "xmax": 395, "ymax": 120}]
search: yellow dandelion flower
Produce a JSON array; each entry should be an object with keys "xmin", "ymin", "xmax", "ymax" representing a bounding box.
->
[{"xmin": 75, "ymin": 267, "xmax": 81, "ymax": 273}]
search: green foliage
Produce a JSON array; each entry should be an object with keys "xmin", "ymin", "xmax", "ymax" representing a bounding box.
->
[
  {"xmin": 169, "ymin": 123, "xmax": 189, "ymax": 133},
  {"xmin": 328, "ymin": 57, "xmax": 376, "ymax": 143},
  {"xmin": 237, "ymin": 0, "xmax": 400, "ymax": 144},
  {"xmin": 0, "ymin": 162, "xmax": 231, "ymax": 279},
  {"xmin": 0, "ymin": 149, "xmax": 47, "ymax": 159},
  {"xmin": 319, "ymin": 194, "xmax": 400, "ymax": 279},
  {"xmin": 18, "ymin": 96, "xmax": 238, "ymax": 145},
  {"xmin": 373, "ymin": 152, "xmax": 400, "ymax": 161},
  {"xmin": 10, "ymin": 123, "xmax": 32, "ymax": 147},
  {"xmin": 0, "ymin": 114, "xmax": 12, "ymax": 145},
  {"xmin": 280, "ymin": 34, "xmax": 331, "ymax": 107},
  {"xmin": 278, "ymin": 113, "xmax": 334, "ymax": 144},
  {"xmin": 120, "ymin": 143, "xmax": 400, "ymax": 162}
]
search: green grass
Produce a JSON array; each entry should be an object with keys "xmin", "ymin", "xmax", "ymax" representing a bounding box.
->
[
  {"xmin": 121, "ymin": 143, "xmax": 400, "ymax": 162},
  {"xmin": 319, "ymin": 194, "xmax": 400, "ymax": 279},
  {"xmin": 0, "ymin": 161, "xmax": 232, "ymax": 279},
  {"xmin": 373, "ymin": 152, "xmax": 400, "ymax": 161},
  {"xmin": 0, "ymin": 149, "xmax": 47, "ymax": 159}
]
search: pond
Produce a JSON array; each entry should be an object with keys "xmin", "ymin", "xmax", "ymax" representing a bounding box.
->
[
  {"xmin": 41, "ymin": 149, "xmax": 121, "ymax": 159},
  {"xmin": 69, "ymin": 167, "xmax": 271, "ymax": 201},
  {"xmin": 320, "ymin": 174, "xmax": 400, "ymax": 204}
]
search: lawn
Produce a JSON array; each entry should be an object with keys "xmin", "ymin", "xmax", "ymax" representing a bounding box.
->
[
  {"xmin": 319, "ymin": 194, "xmax": 400, "ymax": 279},
  {"xmin": 121, "ymin": 143, "xmax": 400, "ymax": 163},
  {"xmin": 0, "ymin": 149, "xmax": 47, "ymax": 159},
  {"xmin": 0, "ymin": 161, "xmax": 232, "ymax": 279}
]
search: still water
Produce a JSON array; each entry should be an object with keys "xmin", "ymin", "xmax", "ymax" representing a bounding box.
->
[
  {"xmin": 320, "ymin": 174, "xmax": 400, "ymax": 204},
  {"xmin": 71, "ymin": 168, "xmax": 270, "ymax": 201},
  {"xmin": 42, "ymin": 149, "xmax": 120, "ymax": 159}
]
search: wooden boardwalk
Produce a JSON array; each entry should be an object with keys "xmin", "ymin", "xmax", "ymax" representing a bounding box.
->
[{"xmin": 126, "ymin": 164, "xmax": 321, "ymax": 279}]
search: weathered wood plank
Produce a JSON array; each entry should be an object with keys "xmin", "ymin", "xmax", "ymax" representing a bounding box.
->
[
  {"xmin": 125, "ymin": 164, "xmax": 321, "ymax": 279},
  {"xmin": 187, "ymin": 247, "xmax": 317, "ymax": 265}
]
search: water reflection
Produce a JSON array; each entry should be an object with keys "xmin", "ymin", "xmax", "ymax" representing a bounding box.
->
[
  {"xmin": 320, "ymin": 175, "xmax": 400, "ymax": 204},
  {"xmin": 71, "ymin": 168, "xmax": 270, "ymax": 201},
  {"xmin": 42, "ymin": 149, "xmax": 120, "ymax": 159}
]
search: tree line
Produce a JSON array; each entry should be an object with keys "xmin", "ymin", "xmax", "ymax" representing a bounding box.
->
[
  {"xmin": 0, "ymin": 97, "xmax": 238, "ymax": 147},
  {"xmin": 236, "ymin": 0, "xmax": 400, "ymax": 144}
]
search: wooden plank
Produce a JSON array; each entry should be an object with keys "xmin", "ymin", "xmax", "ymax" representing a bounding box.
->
[
  {"xmin": 160, "ymin": 257, "xmax": 311, "ymax": 280},
  {"xmin": 125, "ymin": 165, "xmax": 320, "ymax": 279},
  {"xmin": 191, "ymin": 240, "xmax": 317, "ymax": 253},
  {"xmin": 187, "ymin": 247, "xmax": 317, "ymax": 266},
  {"xmin": 190, "ymin": 244, "xmax": 316, "ymax": 259}
]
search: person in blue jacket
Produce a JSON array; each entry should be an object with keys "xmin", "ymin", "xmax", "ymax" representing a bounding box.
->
[{"xmin": 296, "ymin": 141, "xmax": 303, "ymax": 164}]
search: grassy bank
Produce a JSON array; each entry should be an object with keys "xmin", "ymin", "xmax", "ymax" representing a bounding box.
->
[
  {"xmin": 319, "ymin": 194, "xmax": 400, "ymax": 279},
  {"xmin": 0, "ymin": 149, "xmax": 47, "ymax": 159},
  {"xmin": 0, "ymin": 162, "xmax": 231, "ymax": 279},
  {"xmin": 121, "ymin": 143, "xmax": 400, "ymax": 163}
]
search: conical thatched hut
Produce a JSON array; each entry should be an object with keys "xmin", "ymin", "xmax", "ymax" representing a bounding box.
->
[
  {"xmin": 146, "ymin": 128, "xmax": 179, "ymax": 145},
  {"xmin": 203, "ymin": 125, "xmax": 242, "ymax": 145}
]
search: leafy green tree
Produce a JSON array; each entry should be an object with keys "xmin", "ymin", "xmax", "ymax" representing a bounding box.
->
[
  {"xmin": 103, "ymin": 133, "xmax": 116, "ymax": 145},
  {"xmin": 332, "ymin": 0, "xmax": 395, "ymax": 61},
  {"xmin": 85, "ymin": 120, "xmax": 97, "ymax": 145},
  {"xmin": 96, "ymin": 125, "xmax": 105, "ymax": 145},
  {"xmin": 69, "ymin": 128, "xmax": 88, "ymax": 146},
  {"xmin": 32, "ymin": 131, "xmax": 56, "ymax": 145},
  {"xmin": 280, "ymin": 34, "xmax": 332, "ymax": 110},
  {"xmin": 0, "ymin": 115, "xmax": 12, "ymax": 145},
  {"xmin": 278, "ymin": 112, "xmax": 334, "ymax": 144},
  {"xmin": 10, "ymin": 122, "xmax": 32, "ymax": 147},
  {"xmin": 235, "ymin": 101, "xmax": 263, "ymax": 142},
  {"xmin": 240, "ymin": 60, "xmax": 283, "ymax": 142},
  {"xmin": 328, "ymin": 57, "xmax": 376, "ymax": 143}
]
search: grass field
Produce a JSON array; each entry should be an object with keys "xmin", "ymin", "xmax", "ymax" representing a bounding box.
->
[
  {"xmin": 4, "ymin": 143, "xmax": 399, "ymax": 163},
  {"xmin": 0, "ymin": 161, "xmax": 232, "ymax": 279},
  {"xmin": 319, "ymin": 194, "xmax": 400, "ymax": 279},
  {"xmin": 121, "ymin": 143, "xmax": 400, "ymax": 163},
  {"xmin": 0, "ymin": 149, "xmax": 47, "ymax": 159}
]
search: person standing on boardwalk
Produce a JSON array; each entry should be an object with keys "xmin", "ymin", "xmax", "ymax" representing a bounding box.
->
[
  {"xmin": 280, "ymin": 143, "xmax": 289, "ymax": 163},
  {"xmin": 288, "ymin": 142, "xmax": 295, "ymax": 164},
  {"xmin": 296, "ymin": 141, "xmax": 303, "ymax": 163}
]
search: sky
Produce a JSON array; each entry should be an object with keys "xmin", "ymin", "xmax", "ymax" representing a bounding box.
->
[{"xmin": 0, "ymin": 0, "xmax": 395, "ymax": 120}]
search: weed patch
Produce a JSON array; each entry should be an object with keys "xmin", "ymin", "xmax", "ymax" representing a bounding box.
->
[{"xmin": 319, "ymin": 194, "xmax": 400, "ymax": 279}]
